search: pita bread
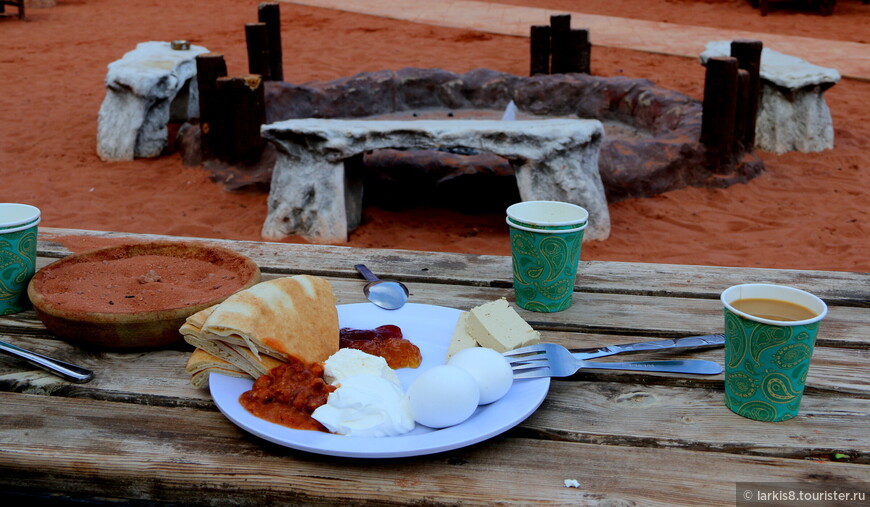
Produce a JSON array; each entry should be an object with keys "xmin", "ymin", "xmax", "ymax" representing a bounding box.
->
[
  {"xmin": 200, "ymin": 275, "xmax": 339, "ymax": 364},
  {"xmin": 180, "ymin": 306, "xmax": 214, "ymax": 337},
  {"xmin": 183, "ymin": 310, "xmax": 288, "ymax": 380},
  {"xmin": 185, "ymin": 348, "xmax": 249, "ymax": 388},
  {"xmin": 183, "ymin": 306, "xmax": 265, "ymax": 378}
]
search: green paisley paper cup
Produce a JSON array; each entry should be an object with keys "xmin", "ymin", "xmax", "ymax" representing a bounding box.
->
[
  {"xmin": 506, "ymin": 201, "xmax": 587, "ymax": 313},
  {"xmin": 0, "ymin": 204, "xmax": 41, "ymax": 315},
  {"xmin": 721, "ymin": 284, "xmax": 828, "ymax": 422}
]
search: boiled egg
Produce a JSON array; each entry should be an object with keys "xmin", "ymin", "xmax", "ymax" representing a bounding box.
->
[
  {"xmin": 448, "ymin": 346, "xmax": 514, "ymax": 404},
  {"xmin": 406, "ymin": 365, "xmax": 480, "ymax": 428}
]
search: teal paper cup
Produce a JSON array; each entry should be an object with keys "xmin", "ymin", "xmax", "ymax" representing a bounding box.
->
[
  {"xmin": 0, "ymin": 204, "xmax": 41, "ymax": 315},
  {"xmin": 506, "ymin": 201, "xmax": 587, "ymax": 313},
  {"xmin": 721, "ymin": 284, "xmax": 828, "ymax": 422}
]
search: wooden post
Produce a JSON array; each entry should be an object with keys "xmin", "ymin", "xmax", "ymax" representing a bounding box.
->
[
  {"xmin": 529, "ymin": 25, "xmax": 551, "ymax": 76},
  {"xmin": 258, "ymin": 2, "xmax": 284, "ymax": 82},
  {"xmin": 195, "ymin": 53, "xmax": 228, "ymax": 161},
  {"xmin": 0, "ymin": 0, "xmax": 25, "ymax": 20},
  {"xmin": 701, "ymin": 57, "xmax": 739, "ymax": 170},
  {"xmin": 213, "ymin": 75, "xmax": 267, "ymax": 165},
  {"xmin": 245, "ymin": 23, "xmax": 271, "ymax": 80},
  {"xmin": 549, "ymin": 14, "xmax": 571, "ymax": 74},
  {"xmin": 730, "ymin": 39, "xmax": 762, "ymax": 148},
  {"xmin": 570, "ymin": 28, "xmax": 591, "ymax": 74},
  {"xmin": 734, "ymin": 69, "xmax": 750, "ymax": 153}
]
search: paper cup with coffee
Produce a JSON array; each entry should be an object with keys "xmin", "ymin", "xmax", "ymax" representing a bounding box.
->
[
  {"xmin": 720, "ymin": 283, "xmax": 827, "ymax": 422},
  {"xmin": 0, "ymin": 204, "xmax": 41, "ymax": 315},
  {"xmin": 506, "ymin": 201, "xmax": 587, "ymax": 312}
]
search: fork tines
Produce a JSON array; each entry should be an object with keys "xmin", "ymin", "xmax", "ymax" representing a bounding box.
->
[
  {"xmin": 502, "ymin": 343, "xmax": 547, "ymax": 356},
  {"xmin": 502, "ymin": 344, "xmax": 548, "ymax": 365},
  {"xmin": 509, "ymin": 357, "xmax": 552, "ymax": 379},
  {"xmin": 513, "ymin": 367, "xmax": 552, "ymax": 379}
]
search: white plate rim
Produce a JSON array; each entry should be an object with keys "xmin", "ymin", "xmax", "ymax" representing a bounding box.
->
[{"xmin": 209, "ymin": 302, "xmax": 550, "ymax": 458}]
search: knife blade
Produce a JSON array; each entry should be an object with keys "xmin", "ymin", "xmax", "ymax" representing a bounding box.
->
[
  {"xmin": 570, "ymin": 333, "xmax": 725, "ymax": 361},
  {"xmin": 576, "ymin": 359, "xmax": 723, "ymax": 375}
]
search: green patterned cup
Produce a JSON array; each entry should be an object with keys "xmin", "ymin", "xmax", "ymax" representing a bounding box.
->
[
  {"xmin": 0, "ymin": 204, "xmax": 41, "ymax": 315},
  {"xmin": 721, "ymin": 284, "xmax": 828, "ymax": 422},
  {"xmin": 506, "ymin": 201, "xmax": 588, "ymax": 312}
]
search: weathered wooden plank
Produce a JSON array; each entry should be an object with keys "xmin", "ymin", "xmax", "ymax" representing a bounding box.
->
[
  {"xmin": 13, "ymin": 269, "xmax": 870, "ymax": 350},
  {"xmin": 3, "ymin": 322, "xmax": 865, "ymax": 401},
  {"xmin": 5, "ymin": 274, "xmax": 868, "ymax": 397},
  {"xmin": 350, "ymin": 278, "xmax": 868, "ymax": 349},
  {"xmin": 523, "ymin": 381, "xmax": 870, "ymax": 463},
  {"xmin": 3, "ymin": 320, "xmax": 866, "ymax": 400},
  {"xmin": 3, "ymin": 283, "xmax": 868, "ymax": 406},
  {"xmin": 0, "ymin": 343, "xmax": 210, "ymax": 405},
  {"xmin": 1, "ymin": 393, "xmax": 867, "ymax": 506},
  {"xmin": 36, "ymin": 228, "xmax": 870, "ymax": 305}
]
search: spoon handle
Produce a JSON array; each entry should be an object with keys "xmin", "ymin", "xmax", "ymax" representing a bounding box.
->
[
  {"xmin": 0, "ymin": 339, "xmax": 94, "ymax": 383},
  {"xmin": 354, "ymin": 264, "xmax": 380, "ymax": 282}
]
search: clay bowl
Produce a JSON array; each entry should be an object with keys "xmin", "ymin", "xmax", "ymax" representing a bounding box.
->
[{"xmin": 27, "ymin": 241, "xmax": 261, "ymax": 349}]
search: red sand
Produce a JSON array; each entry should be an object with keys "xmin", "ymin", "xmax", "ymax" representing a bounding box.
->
[{"xmin": 1, "ymin": 0, "xmax": 867, "ymax": 272}]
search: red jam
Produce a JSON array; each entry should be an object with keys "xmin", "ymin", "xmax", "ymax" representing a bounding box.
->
[{"xmin": 339, "ymin": 325, "xmax": 422, "ymax": 369}]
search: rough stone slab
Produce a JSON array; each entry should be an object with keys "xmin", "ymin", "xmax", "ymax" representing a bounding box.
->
[
  {"xmin": 97, "ymin": 41, "xmax": 208, "ymax": 161},
  {"xmin": 701, "ymin": 40, "xmax": 840, "ymax": 90},
  {"xmin": 700, "ymin": 41, "xmax": 839, "ymax": 154},
  {"xmin": 261, "ymin": 118, "xmax": 609, "ymax": 244}
]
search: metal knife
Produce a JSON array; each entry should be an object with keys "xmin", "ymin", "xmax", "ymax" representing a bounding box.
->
[
  {"xmin": 0, "ymin": 339, "xmax": 94, "ymax": 383},
  {"xmin": 570, "ymin": 333, "xmax": 725, "ymax": 361},
  {"xmin": 576, "ymin": 359, "xmax": 723, "ymax": 375}
]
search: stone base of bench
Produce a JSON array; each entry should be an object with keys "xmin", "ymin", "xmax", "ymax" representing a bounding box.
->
[
  {"xmin": 261, "ymin": 119, "xmax": 609, "ymax": 244},
  {"xmin": 97, "ymin": 41, "xmax": 208, "ymax": 161},
  {"xmin": 701, "ymin": 41, "xmax": 840, "ymax": 155}
]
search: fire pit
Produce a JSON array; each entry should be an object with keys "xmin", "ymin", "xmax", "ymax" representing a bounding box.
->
[{"xmin": 259, "ymin": 68, "xmax": 763, "ymax": 204}]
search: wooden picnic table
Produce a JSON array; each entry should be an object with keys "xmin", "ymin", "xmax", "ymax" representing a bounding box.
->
[{"xmin": 1, "ymin": 227, "xmax": 868, "ymax": 505}]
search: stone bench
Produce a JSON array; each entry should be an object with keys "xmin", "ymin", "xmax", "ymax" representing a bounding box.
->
[
  {"xmin": 260, "ymin": 118, "xmax": 609, "ymax": 244},
  {"xmin": 701, "ymin": 41, "xmax": 840, "ymax": 154},
  {"xmin": 97, "ymin": 41, "xmax": 208, "ymax": 161}
]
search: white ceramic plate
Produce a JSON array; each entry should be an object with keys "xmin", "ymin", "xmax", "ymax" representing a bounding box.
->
[{"xmin": 210, "ymin": 302, "xmax": 550, "ymax": 458}]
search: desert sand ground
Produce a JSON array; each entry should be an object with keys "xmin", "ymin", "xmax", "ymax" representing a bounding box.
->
[{"xmin": 0, "ymin": 0, "xmax": 867, "ymax": 271}]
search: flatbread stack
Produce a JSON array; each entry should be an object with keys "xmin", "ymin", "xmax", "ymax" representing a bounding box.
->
[
  {"xmin": 186, "ymin": 348, "xmax": 249, "ymax": 388},
  {"xmin": 183, "ymin": 275, "xmax": 339, "ymax": 387}
]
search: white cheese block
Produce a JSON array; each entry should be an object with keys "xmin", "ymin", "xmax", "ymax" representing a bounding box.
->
[
  {"xmin": 446, "ymin": 312, "xmax": 478, "ymax": 360},
  {"xmin": 466, "ymin": 298, "xmax": 540, "ymax": 352}
]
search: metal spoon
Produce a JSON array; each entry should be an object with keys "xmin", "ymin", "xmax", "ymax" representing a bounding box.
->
[
  {"xmin": 354, "ymin": 264, "xmax": 409, "ymax": 310},
  {"xmin": 0, "ymin": 339, "xmax": 94, "ymax": 383}
]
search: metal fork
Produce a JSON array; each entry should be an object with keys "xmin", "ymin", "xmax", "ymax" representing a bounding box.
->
[{"xmin": 505, "ymin": 343, "xmax": 723, "ymax": 379}]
